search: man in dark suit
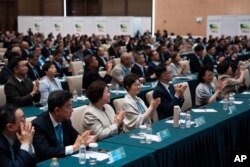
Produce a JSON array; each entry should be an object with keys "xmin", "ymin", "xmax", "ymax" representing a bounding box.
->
[
  {"xmin": 41, "ymin": 39, "xmax": 52, "ymax": 59},
  {"xmin": 131, "ymin": 52, "xmax": 157, "ymax": 82},
  {"xmin": 27, "ymin": 53, "xmax": 44, "ymax": 81},
  {"xmin": 153, "ymin": 64, "xmax": 186, "ymax": 120},
  {"xmin": 147, "ymin": 50, "xmax": 161, "ymax": 76},
  {"xmin": 4, "ymin": 56, "xmax": 40, "ymax": 107},
  {"xmin": 0, "ymin": 105, "xmax": 36, "ymax": 167},
  {"xmin": 95, "ymin": 47, "xmax": 108, "ymax": 71},
  {"xmin": 32, "ymin": 90, "xmax": 95, "ymax": 162},
  {"xmin": 83, "ymin": 41, "xmax": 95, "ymax": 57},
  {"xmin": 189, "ymin": 44, "xmax": 205, "ymax": 73},
  {"xmin": 108, "ymin": 43, "xmax": 121, "ymax": 58},
  {"xmin": 203, "ymin": 45, "xmax": 216, "ymax": 70}
]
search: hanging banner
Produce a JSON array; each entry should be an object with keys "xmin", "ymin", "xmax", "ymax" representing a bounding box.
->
[
  {"xmin": 119, "ymin": 20, "xmax": 130, "ymax": 34},
  {"xmin": 33, "ymin": 19, "xmax": 43, "ymax": 33},
  {"xmin": 74, "ymin": 20, "xmax": 84, "ymax": 34},
  {"xmin": 53, "ymin": 18, "xmax": 63, "ymax": 35},
  {"xmin": 207, "ymin": 16, "xmax": 222, "ymax": 38},
  {"xmin": 237, "ymin": 16, "xmax": 250, "ymax": 37}
]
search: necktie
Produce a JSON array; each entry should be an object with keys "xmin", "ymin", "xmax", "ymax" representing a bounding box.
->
[
  {"xmin": 168, "ymin": 85, "xmax": 173, "ymax": 98},
  {"xmin": 141, "ymin": 67, "xmax": 145, "ymax": 77},
  {"xmin": 199, "ymin": 58, "xmax": 203, "ymax": 66},
  {"xmin": 123, "ymin": 68, "xmax": 129, "ymax": 76},
  {"xmin": 55, "ymin": 124, "xmax": 63, "ymax": 146},
  {"xmin": 10, "ymin": 145, "xmax": 14, "ymax": 161},
  {"xmin": 136, "ymin": 101, "xmax": 145, "ymax": 113},
  {"xmin": 33, "ymin": 67, "xmax": 39, "ymax": 78}
]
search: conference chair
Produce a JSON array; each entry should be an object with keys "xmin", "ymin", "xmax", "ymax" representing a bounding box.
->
[
  {"xmin": 146, "ymin": 90, "xmax": 159, "ymax": 122},
  {"xmin": 175, "ymin": 82, "xmax": 192, "ymax": 111},
  {"xmin": 71, "ymin": 105, "xmax": 88, "ymax": 134},
  {"xmin": 244, "ymin": 69, "xmax": 250, "ymax": 89},
  {"xmin": 0, "ymin": 85, "xmax": 6, "ymax": 106},
  {"xmin": 112, "ymin": 98, "xmax": 124, "ymax": 112},
  {"xmin": 70, "ymin": 61, "xmax": 84, "ymax": 76},
  {"xmin": 67, "ymin": 75, "xmax": 83, "ymax": 95}
]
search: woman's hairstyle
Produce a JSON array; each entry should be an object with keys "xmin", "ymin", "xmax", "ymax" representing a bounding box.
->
[
  {"xmin": 87, "ymin": 81, "xmax": 107, "ymax": 103},
  {"xmin": 171, "ymin": 52, "xmax": 180, "ymax": 65},
  {"xmin": 123, "ymin": 73, "xmax": 139, "ymax": 91},
  {"xmin": 198, "ymin": 66, "xmax": 213, "ymax": 83},
  {"xmin": 42, "ymin": 62, "xmax": 54, "ymax": 72},
  {"xmin": 217, "ymin": 60, "xmax": 230, "ymax": 74}
]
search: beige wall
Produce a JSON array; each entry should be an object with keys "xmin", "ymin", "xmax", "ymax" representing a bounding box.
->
[{"xmin": 155, "ymin": 0, "xmax": 250, "ymax": 36}]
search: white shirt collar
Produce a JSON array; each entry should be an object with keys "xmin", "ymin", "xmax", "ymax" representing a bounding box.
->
[
  {"xmin": 49, "ymin": 112, "xmax": 60, "ymax": 128},
  {"xmin": 15, "ymin": 76, "xmax": 23, "ymax": 83},
  {"xmin": 160, "ymin": 82, "xmax": 170, "ymax": 90},
  {"xmin": 136, "ymin": 63, "xmax": 143, "ymax": 69}
]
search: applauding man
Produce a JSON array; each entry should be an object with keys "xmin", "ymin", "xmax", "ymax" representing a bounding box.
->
[
  {"xmin": 0, "ymin": 105, "xmax": 36, "ymax": 167},
  {"xmin": 32, "ymin": 90, "xmax": 96, "ymax": 162}
]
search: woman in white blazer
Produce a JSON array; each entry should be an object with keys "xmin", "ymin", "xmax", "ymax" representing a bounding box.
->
[
  {"xmin": 39, "ymin": 62, "xmax": 62, "ymax": 101},
  {"xmin": 122, "ymin": 74, "xmax": 161, "ymax": 132},
  {"xmin": 82, "ymin": 81, "xmax": 125, "ymax": 141}
]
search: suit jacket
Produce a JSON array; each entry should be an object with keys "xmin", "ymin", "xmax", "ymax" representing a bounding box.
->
[
  {"xmin": 153, "ymin": 82, "xmax": 184, "ymax": 120},
  {"xmin": 131, "ymin": 63, "xmax": 156, "ymax": 82},
  {"xmin": 39, "ymin": 76, "xmax": 62, "ymax": 101},
  {"xmin": 189, "ymin": 54, "xmax": 203, "ymax": 73},
  {"xmin": 0, "ymin": 65, "xmax": 12, "ymax": 84},
  {"xmin": 4, "ymin": 76, "xmax": 41, "ymax": 107},
  {"xmin": 147, "ymin": 62, "xmax": 159, "ymax": 76},
  {"xmin": 82, "ymin": 104, "xmax": 118, "ymax": 141},
  {"xmin": 0, "ymin": 133, "xmax": 36, "ymax": 167},
  {"xmin": 203, "ymin": 54, "xmax": 216, "ymax": 70},
  {"xmin": 32, "ymin": 112, "xmax": 79, "ymax": 162},
  {"xmin": 53, "ymin": 60, "xmax": 72, "ymax": 78},
  {"xmin": 95, "ymin": 55, "xmax": 107, "ymax": 70},
  {"xmin": 111, "ymin": 64, "xmax": 130, "ymax": 85},
  {"xmin": 83, "ymin": 49, "xmax": 95, "ymax": 57},
  {"xmin": 82, "ymin": 68, "xmax": 112, "ymax": 90},
  {"xmin": 122, "ymin": 94, "xmax": 150, "ymax": 132},
  {"xmin": 108, "ymin": 46, "xmax": 120, "ymax": 58},
  {"xmin": 41, "ymin": 47, "xmax": 52, "ymax": 58},
  {"xmin": 126, "ymin": 44, "xmax": 135, "ymax": 53},
  {"xmin": 27, "ymin": 64, "xmax": 44, "ymax": 81}
]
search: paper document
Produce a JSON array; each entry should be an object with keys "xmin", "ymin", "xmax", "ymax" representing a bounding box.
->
[
  {"xmin": 72, "ymin": 151, "xmax": 109, "ymax": 161},
  {"xmin": 219, "ymin": 101, "xmax": 243, "ymax": 104},
  {"xmin": 77, "ymin": 96, "xmax": 88, "ymax": 100},
  {"xmin": 242, "ymin": 92, "xmax": 250, "ymax": 94},
  {"xmin": 130, "ymin": 134, "xmax": 161, "ymax": 142},
  {"xmin": 165, "ymin": 119, "xmax": 195, "ymax": 125},
  {"xmin": 191, "ymin": 109, "xmax": 217, "ymax": 113}
]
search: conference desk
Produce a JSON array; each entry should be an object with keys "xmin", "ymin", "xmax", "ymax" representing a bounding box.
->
[
  {"xmin": 36, "ymin": 142, "xmax": 156, "ymax": 167},
  {"xmin": 103, "ymin": 93, "xmax": 250, "ymax": 167}
]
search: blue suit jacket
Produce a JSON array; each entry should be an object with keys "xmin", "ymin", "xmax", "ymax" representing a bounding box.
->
[
  {"xmin": 153, "ymin": 82, "xmax": 184, "ymax": 120},
  {"xmin": 32, "ymin": 112, "xmax": 79, "ymax": 162},
  {"xmin": 0, "ymin": 133, "xmax": 36, "ymax": 167}
]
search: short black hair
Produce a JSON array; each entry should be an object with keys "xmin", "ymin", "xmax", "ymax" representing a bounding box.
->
[
  {"xmin": 123, "ymin": 74, "xmax": 139, "ymax": 91},
  {"xmin": 217, "ymin": 60, "xmax": 230, "ymax": 74},
  {"xmin": 194, "ymin": 44, "xmax": 204, "ymax": 52},
  {"xmin": 0, "ymin": 105, "xmax": 17, "ymax": 131},
  {"xmin": 206, "ymin": 44, "xmax": 215, "ymax": 52},
  {"xmin": 87, "ymin": 81, "xmax": 106, "ymax": 103},
  {"xmin": 198, "ymin": 66, "xmax": 213, "ymax": 83},
  {"xmin": 42, "ymin": 62, "xmax": 54, "ymax": 72},
  {"xmin": 154, "ymin": 63, "xmax": 167, "ymax": 79},
  {"xmin": 9, "ymin": 56, "xmax": 25, "ymax": 72},
  {"xmin": 48, "ymin": 90, "xmax": 72, "ymax": 112}
]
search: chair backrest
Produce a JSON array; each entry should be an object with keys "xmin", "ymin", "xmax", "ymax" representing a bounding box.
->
[
  {"xmin": 112, "ymin": 58, "xmax": 120, "ymax": 66},
  {"xmin": 176, "ymin": 82, "xmax": 192, "ymax": 111},
  {"xmin": 71, "ymin": 105, "xmax": 88, "ymax": 134},
  {"xmin": 146, "ymin": 90, "xmax": 158, "ymax": 122},
  {"xmin": 112, "ymin": 98, "xmax": 124, "ymax": 112},
  {"xmin": 244, "ymin": 69, "xmax": 250, "ymax": 89},
  {"xmin": 67, "ymin": 75, "xmax": 83, "ymax": 94},
  {"xmin": 70, "ymin": 61, "xmax": 84, "ymax": 76},
  {"xmin": 0, "ymin": 48, "xmax": 7, "ymax": 53},
  {"xmin": 179, "ymin": 60, "xmax": 190, "ymax": 74},
  {"xmin": 0, "ymin": 85, "xmax": 6, "ymax": 106},
  {"xmin": 99, "ymin": 71, "xmax": 107, "ymax": 78}
]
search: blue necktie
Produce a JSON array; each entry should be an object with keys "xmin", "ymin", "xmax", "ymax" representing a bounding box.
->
[
  {"xmin": 55, "ymin": 124, "xmax": 63, "ymax": 146},
  {"xmin": 123, "ymin": 68, "xmax": 129, "ymax": 76},
  {"xmin": 10, "ymin": 145, "xmax": 14, "ymax": 161},
  {"xmin": 168, "ymin": 85, "xmax": 174, "ymax": 98},
  {"xmin": 136, "ymin": 101, "xmax": 145, "ymax": 113},
  {"xmin": 199, "ymin": 58, "xmax": 203, "ymax": 66}
]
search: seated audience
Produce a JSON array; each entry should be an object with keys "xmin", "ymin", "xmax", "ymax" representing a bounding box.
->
[
  {"xmin": 147, "ymin": 50, "xmax": 161, "ymax": 76},
  {"xmin": 39, "ymin": 62, "xmax": 62, "ymax": 101},
  {"xmin": 27, "ymin": 53, "xmax": 44, "ymax": 81},
  {"xmin": 169, "ymin": 52, "xmax": 186, "ymax": 76},
  {"xmin": 82, "ymin": 81, "xmax": 125, "ymax": 140},
  {"xmin": 82, "ymin": 55, "xmax": 113, "ymax": 90},
  {"xmin": 122, "ymin": 74, "xmax": 161, "ymax": 132},
  {"xmin": 95, "ymin": 47, "xmax": 108, "ymax": 71},
  {"xmin": 4, "ymin": 56, "xmax": 40, "ymax": 107},
  {"xmin": 189, "ymin": 44, "xmax": 205, "ymax": 73},
  {"xmin": 153, "ymin": 63, "xmax": 186, "ymax": 120},
  {"xmin": 32, "ymin": 90, "xmax": 96, "ymax": 162},
  {"xmin": 0, "ymin": 104, "xmax": 36, "ymax": 167}
]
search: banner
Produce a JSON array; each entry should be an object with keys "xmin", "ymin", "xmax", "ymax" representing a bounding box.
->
[
  {"xmin": 74, "ymin": 20, "xmax": 84, "ymax": 34},
  {"xmin": 119, "ymin": 20, "xmax": 130, "ymax": 34},
  {"xmin": 33, "ymin": 18, "xmax": 43, "ymax": 33},
  {"xmin": 53, "ymin": 18, "xmax": 63, "ymax": 35},
  {"xmin": 207, "ymin": 16, "xmax": 222, "ymax": 38},
  {"xmin": 237, "ymin": 16, "xmax": 250, "ymax": 37}
]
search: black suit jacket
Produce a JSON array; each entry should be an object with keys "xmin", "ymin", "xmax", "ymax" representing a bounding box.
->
[
  {"xmin": 203, "ymin": 54, "xmax": 216, "ymax": 70},
  {"xmin": 32, "ymin": 112, "xmax": 79, "ymax": 162},
  {"xmin": 147, "ymin": 62, "xmax": 158, "ymax": 76},
  {"xmin": 0, "ymin": 133, "xmax": 36, "ymax": 167},
  {"xmin": 4, "ymin": 76, "xmax": 41, "ymax": 107},
  {"xmin": 53, "ymin": 60, "xmax": 72, "ymax": 78},
  {"xmin": 41, "ymin": 47, "xmax": 52, "ymax": 59},
  {"xmin": 82, "ymin": 68, "xmax": 112, "ymax": 90},
  {"xmin": 189, "ymin": 54, "xmax": 203, "ymax": 73},
  {"xmin": 131, "ymin": 64, "xmax": 156, "ymax": 82},
  {"xmin": 153, "ymin": 82, "xmax": 184, "ymax": 120},
  {"xmin": 27, "ymin": 64, "xmax": 44, "ymax": 81},
  {"xmin": 0, "ymin": 65, "xmax": 12, "ymax": 84},
  {"xmin": 95, "ymin": 55, "xmax": 107, "ymax": 70},
  {"xmin": 108, "ymin": 47, "xmax": 120, "ymax": 58}
]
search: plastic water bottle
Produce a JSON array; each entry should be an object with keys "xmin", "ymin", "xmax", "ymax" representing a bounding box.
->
[
  {"xmin": 73, "ymin": 89, "xmax": 78, "ymax": 102},
  {"xmin": 79, "ymin": 143, "xmax": 86, "ymax": 164},
  {"xmin": 50, "ymin": 157, "xmax": 59, "ymax": 167},
  {"xmin": 179, "ymin": 112, "xmax": 186, "ymax": 129},
  {"xmin": 146, "ymin": 125, "xmax": 152, "ymax": 144},
  {"xmin": 173, "ymin": 105, "xmax": 180, "ymax": 127},
  {"xmin": 229, "ymin": 93, "xmax": 235, "ymax": 106},
  {"xmin": 185, "ymin": 111, "xmax": 191, "ymax": 128}
]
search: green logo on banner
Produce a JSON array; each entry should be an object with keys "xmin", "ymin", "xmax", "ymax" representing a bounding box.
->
[
  {"xmin": 209, "ymin": 24, "xmax": 218, "ymax": 33},
  {"xmin": 240, "ymin": 24, "xmax": 250, "ymax": 33}
]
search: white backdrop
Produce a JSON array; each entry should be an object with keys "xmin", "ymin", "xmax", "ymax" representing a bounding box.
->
[
  {"xmin": 207, "ymin": 15, "xmax": 250, "ymax": 38},
  {"xmin": 18, "ymin": 16, "xmax": 151, "ymax": 38}
]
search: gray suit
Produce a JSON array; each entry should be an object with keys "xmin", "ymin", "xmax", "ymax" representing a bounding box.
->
[
  {"xmin": 82, "ymin": 104, "xmax": 118, "ymax": 141},
  {"xmin": 122, "ymin": 94, "xmax": 151, "ymax": 132},
  {"xmin": 111, "ymin": 64, "xmax": 131, "ymax": 85}
]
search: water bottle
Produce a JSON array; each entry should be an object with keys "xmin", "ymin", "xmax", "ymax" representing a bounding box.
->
[
  {"xmin": 50, "ymin": 157, "xmax": 59, "ymax": 167},
  {"xmin": 185, "ymin": 111, "xmax": 191, "ymax": 128},
  {"xmin": 173, "ymin": 105, "xmax": 180, "ymax": 127},
  {"xmin": 146, "ymin": 125, "xmax": 153, "ymax": 144},
  {"xmin": 229, "ymin": 93, "xmax": 235, "ymax": 106},
  {"xmin": 73, "ymin": 89, "xmax": 78, "ymax": 102},
  {"xmin": 179, "ymin": 112, "xmax": 186, "ymax": 129},
  {"xmin": 78, "ymin": 143, "xmax": 86, "ymax": 164}
]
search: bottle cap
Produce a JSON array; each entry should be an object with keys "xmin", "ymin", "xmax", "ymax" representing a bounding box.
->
[{"xmin": 89, "ymin": 142, "xmax": 98, "ymax": 148}]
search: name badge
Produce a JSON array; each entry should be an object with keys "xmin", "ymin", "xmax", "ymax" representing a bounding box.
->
[
  {"xmin": 194, "ymin": 116, "xmax": 206, "ymax": 127},
  {"xmin": 107, "ymin": 147, "xmax": 126, "ymax": 163},
  {"xmin": 156, "ymin": 129, "xmax": 170, "ymax": 142}
]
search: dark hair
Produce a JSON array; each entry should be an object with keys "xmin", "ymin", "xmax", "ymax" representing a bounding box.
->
[
  {"xmin": 84, "ymin": 55, "xmax": 95, "ymax": 67},
  {"xmin": 48, "ymin": 90, "xmax": 72, "ymax": 112},
  {"xmin": 87, "ymin": 81, "xmax": 106, "ymax": 103},
  {"xmin": 9, "ymin": 56, "xmax": 25, "ymax": 72},
  {"xmin": 217, "ymin": 60, "xmax": 230, "ymax": 74},
  {"xmin": 42, "ymin": 62, "xmax": 54, "ymax": 72},
  {"xmin": 194, "ymin": 44, "xmax": 204, "ymax": 52},
  {"xmin": 154, "ymin": 63, "xmax": 167, "ymax": 78},
  {"xmin": 198, "ymin": 66, "xmax": 213, "ymax": 83},
  {"xmin": 0, "ymin": 105, "xmax": 17, "ymax": 131},
  {"xmin": 7, "ymin": 52, "xmax": 21, "ymax": 63},
  {"xmin": 27, "ymin": 52, "xmax": 37, "ymax": 59},
  {"xmin": 206, "ymin": 45, "xmax": 215, "ymax": 52},
  {"xmin": 171, "ymin": 52, "xmax": 180, "ymax": 65},
  {"xmin": 123, "ymin": 74, "xmax": 139, "ymax": 91}
]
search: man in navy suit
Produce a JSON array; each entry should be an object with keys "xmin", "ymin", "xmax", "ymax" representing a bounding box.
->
[
  {"xmin": 153, "ymin": 63, "xmax": 187, "ymax": 120},
  {"xmin": 189, "ymin": 44, "xmax": 205, "ymax": 73},
  {"xmin": 32, "ymin": 90, "xmax": 96, "ymax": 162},
  {"xmin": 0, "ymin": 105, "xmax": 36, "ymax": 167}
]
